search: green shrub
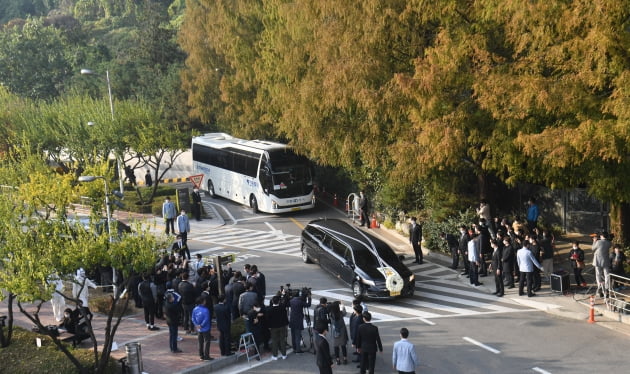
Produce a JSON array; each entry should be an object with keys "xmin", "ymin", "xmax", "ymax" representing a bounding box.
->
[{"xmin": 423, "ymin": 208, "xmax": 477, "ymax": 254}]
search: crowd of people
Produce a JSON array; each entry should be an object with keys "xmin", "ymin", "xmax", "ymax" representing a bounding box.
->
[
  {"xmin": 443, "ymin": 198, "xmax": 629, "ymax": 299},
  {"xmin": 447, "ymin": 204, "xmax": 556, "ymax": 298}
]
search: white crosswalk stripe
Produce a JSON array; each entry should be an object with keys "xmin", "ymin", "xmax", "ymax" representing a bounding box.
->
[
  {"xmin": 188, "ymin": 227, "xmax": 302, "ymax": 257},
  {"xmin": 307, "ymin": 284, "xmax": 536, "ymax": 323}
]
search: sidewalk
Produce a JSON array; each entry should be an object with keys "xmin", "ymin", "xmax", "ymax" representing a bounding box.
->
[{"xmin": 372, "ymin": 220, "xmax": 630, "ymax": 337}]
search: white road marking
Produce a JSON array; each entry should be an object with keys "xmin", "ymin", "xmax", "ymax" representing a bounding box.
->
[
  {"xmin": 463, "ymin": 336, "xmax": 501, "ymax": 354},
  {"xmin": 532, "ymin": 367, "xmax": 553, "ymax": 374}
]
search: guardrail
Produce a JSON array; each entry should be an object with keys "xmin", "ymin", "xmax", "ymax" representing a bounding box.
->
[{"xmin": 607, "ymin": 273, "xmax": 630, "ymax": 314}]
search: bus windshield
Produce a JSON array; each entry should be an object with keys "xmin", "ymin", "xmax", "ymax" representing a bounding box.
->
[{"xmin": 267, "ymin": 150, "xmax": 313, "ymax": 198}]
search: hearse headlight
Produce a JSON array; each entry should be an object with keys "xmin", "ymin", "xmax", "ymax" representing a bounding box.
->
[
  {"xmin": 272, "ymin": 201, "xmax": 278, "ymax": 209},
  {"xmin": 409, "ymin": 274, "xmax": 415, "ymax": 282}
]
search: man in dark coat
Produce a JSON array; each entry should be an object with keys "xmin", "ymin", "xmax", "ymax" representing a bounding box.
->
[
  {"xmin": 459, "ymin": 225, "xmax": 470, "ymax": 276},
  {"xmin": 214, "ymin": 295, "xmax": 233, "ymax": 356},
  {"xmin": 359, "ymin": 191, "xmax": 370, "ymax": 228},
  {"xmin": 409, "ymin": 217, "xmax": 423, "ymax": 264},
  {"xmin": 315, "ymin": 323, "xmax": 334, "ymax": 374},
  {"xmin": 178, "ymin": 272, "xmax": 197, "ymax": 334},
  {"xmin": 501, "ymin": 237, "xmax": 515, "ymax": 288},
  {"xmin": 289, "ymin": 289, "xmax": 311, "ymax": 353},
  {"xmin": 191, "ymin": 187, "xmax": 202, "ymax": 221},
  {"xmin": 441, "ymin": 231, "xmax": 460, "ymax": 269},
  {"xmin": 164, "ymin": 290, "xmax": 182, "ymax": 353},
  {"xmin": 491, "ymin": 240, "xmax": 504, "ymax": 297},
  {"xmin": 356, "ymin": 312, "xmax": 382, "ymax": 374},
  {"xmin": 349, "ymin": 305, "xmax": 364, "ymax": 362}
]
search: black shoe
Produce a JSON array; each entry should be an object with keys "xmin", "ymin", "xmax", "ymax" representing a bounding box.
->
[
  {"xmin": 148, "ymin": 326, "xmax": 160, "ymax": 331},
  {"xmin": 497, "ymin": 293, "xmax": 504, "ymax": 297},
  {"xmin": 492, "ymin": 291, "xmax": 498, "ymax": 295},
  {"xmin": 508, "ymin": 286, "xmax": 515, "ymax": 289},
  {"xmin": 172, "ymin": 349, "xmax": 183, "ymax": 353},
  {"xmin": 200, "ymin": 356, "xmax": 214, "ymax": 361},
  {"xmin": 528, "ymin": 293, "xmax": 536, "ymax": 297},
  {"xmin": 295, "ymin": 350, "xmax": 304, "ymax": 354},
  {"xmin": 519, "ymin": 292, "xmax": 525, "ymax": 296}
]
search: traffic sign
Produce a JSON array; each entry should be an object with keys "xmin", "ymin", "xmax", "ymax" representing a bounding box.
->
[{"xmin": 189, "ymin": 174, "xmax": 204, "ymax": 189}]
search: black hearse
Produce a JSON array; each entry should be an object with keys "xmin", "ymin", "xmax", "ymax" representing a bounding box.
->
[{"xmin": 301, "ymin": 218, "xmax": 415, "ymax": 299}]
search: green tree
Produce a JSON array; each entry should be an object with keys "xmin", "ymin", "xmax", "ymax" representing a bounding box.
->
[
  {"xmin": 0, "ymin": 149, "xmax": 165, "ymax": 373},
  {"xmin": 0, "ymin": 18, "xmax": 73, "ymax": 99}
]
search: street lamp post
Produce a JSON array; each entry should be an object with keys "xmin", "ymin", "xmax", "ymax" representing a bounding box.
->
[
  {"xmin": 81, "ymin": 68, "xmax": 125, "ymax": 194},
  {"xmin": 78, "ymin": 175, "xmax": 117, "ymax": 296}
]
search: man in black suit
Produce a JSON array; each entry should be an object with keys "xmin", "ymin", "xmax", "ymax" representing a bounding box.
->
[
  {"xmin": 356, "ymin": 312, "xmax": 382, "ymax": 374},
  {"xmin": 490, "ymin": 240, "xmax": 504, "ymax": 297},
  {"xmin": 315, "ymin": 323, "xmax": 334, "ymax": 374},
  {"xmin": 409, "ymin": 217, "xmax": 423, "ymax": 264},
  {"xmin": 191, "ymin": 188, "xmax": 202, "ymax": 221},
  {"xmin": 214, "ymin": 295, "xmax": 233, "ymax": 356},
  {"xmin": 459, "ymin": 225, "xmax": 470, "ymax": 276},
  {"xmin": 359, "ymin": 191, "xmax": 370, "ymax": 228}
]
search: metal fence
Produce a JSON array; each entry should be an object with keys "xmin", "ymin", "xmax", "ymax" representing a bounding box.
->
[{"xmin": 607, "ymin": 274, "xmax": 630, "ymax": 315}]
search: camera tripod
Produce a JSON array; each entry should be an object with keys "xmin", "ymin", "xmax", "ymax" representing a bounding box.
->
[{"xmin": 301, "ymin": 306, "xmax": 316, "ymax": 354}]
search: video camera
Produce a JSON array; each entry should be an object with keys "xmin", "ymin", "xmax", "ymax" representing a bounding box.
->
[{"xmin": 279, "ymin": 283, "xmax": 311, "ymax": 299}]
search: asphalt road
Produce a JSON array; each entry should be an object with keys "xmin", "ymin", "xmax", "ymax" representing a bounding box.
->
[{"xmin": 182, "ymin": 196, "xmax": 630, "ymax": 374}]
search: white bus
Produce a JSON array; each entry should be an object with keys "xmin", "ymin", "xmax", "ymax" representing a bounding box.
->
[{"xmin": 191, "ymin": 133, "xmax": 316, "ymax": 213}]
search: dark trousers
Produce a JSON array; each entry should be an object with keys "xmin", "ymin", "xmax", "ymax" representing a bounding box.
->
[
  {"xmin": 412, "ymin": 243, "xmax": 423, "ymax": 263},
  {"xmin": 334, "ymin": 344, "xmax": 347, "ymax": 359},
  {"xmin": 519, "ymin": 272, "xmax": 534, "ymax": 296},
  {"xmin": 270, "ymin": 326, "xmax": 287, "ymax": 357},
  {"xmin": 360, "ymin": 351, "xmax": 377, "ymax": 374},
  {"xmin": 502, "ymin": 262, "xmax": 514, "ymax": 287},
  {"xmin": 291, "ymin": 327, "xmax": 303, "ymax": 350},
  {"xmin": 198, "ymin": 330, "xmax": 211, "ymax": 358},
  {"xmin": 573, "ymin": 268, "xmax": 586, "ymax": 286},
  {"xmin": 451, "ymin": 248, "xmax": 459, "ymax": 268},
  {"xmin": 142, "ymin": 299, "xmax": 156, "ymax": 326},
  {"xmin": 462, "ymin": 256, "xmax": 470, "ymax": 274},
  {"xmin": 165, "ymin": 218, "xmax": 175, "ymax": 235},
  {"xmin": 469, "ymin": 262, "xmax": 479, "ymax": 285},
  {"xmin": 192, "ymin": 202, "xmax": 202, "ymax": 221},
  {"xmin": 533, "ymin": 269, "xmax": 541, "ymax": 290},
  {"xmin": 218, "ymin": 328, "xmax": 231, "ymax": 355},
  {"xmin": 182, "ymin": 304, "xmax": 194, "ymax": 332},
  {"xmin": 168, "ymin": 323, "xmax": 178, "ymax": 352},
  {"xmin": 360, "ymin": 210, "xmax": 369, "ymax": 227},
  {"xmin": 494, "ymin": 271, "xmax": 504, "ymax": 295}
]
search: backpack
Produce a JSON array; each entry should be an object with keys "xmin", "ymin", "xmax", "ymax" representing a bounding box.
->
[{"xmin": 314, "ymin": 305, "xmax": 329, "ymax": 327}]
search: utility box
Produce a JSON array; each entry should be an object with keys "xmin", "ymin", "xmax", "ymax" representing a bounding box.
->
[{"xmin": 550, "ymin": 271, "xmax": 570, "ymax": 293}]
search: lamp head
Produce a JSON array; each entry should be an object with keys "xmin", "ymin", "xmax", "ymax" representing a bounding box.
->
[{"xmin": 78, "ymin": 175, "xmax": 97, "ymax": 182}]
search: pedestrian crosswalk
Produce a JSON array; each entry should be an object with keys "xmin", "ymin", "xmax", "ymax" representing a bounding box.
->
[
  {"xmin": 308, "ymin": 280, "xmax": 536, "ymax": 323},
  {"xmin": 189, "ymin": 227, "xmax": 303, "ymax": 257},
  {"xmin": 188, "ymin": 227, "xmax": 538, "ymax": 323}
]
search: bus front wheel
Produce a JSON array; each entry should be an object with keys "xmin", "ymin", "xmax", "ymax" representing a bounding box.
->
[
  {"xmin": 207, "ymin": 180, "xmax": 215, "ymax": 198},
  {"xmin": 250, "ymin": 195, "xmax": 258, "ymax": 214}
]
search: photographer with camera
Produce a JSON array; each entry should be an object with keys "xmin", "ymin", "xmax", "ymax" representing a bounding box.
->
[{"xmin": 289, "ymin": 287, "xmax": 311, "ymax": 354}]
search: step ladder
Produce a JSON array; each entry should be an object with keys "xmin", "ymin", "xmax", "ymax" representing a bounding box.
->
[{"xmin": 238, "ymin": 332, "xmax": 260, "ymax": 363}]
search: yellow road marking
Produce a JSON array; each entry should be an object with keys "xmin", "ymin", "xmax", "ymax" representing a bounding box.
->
[{"xmin": 289, "ymin": 217, "xmax": 304, "ymax": 230}]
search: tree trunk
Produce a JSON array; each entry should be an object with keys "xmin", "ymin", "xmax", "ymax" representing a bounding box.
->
[{"xmin": 610, "ymin": 202, "xmax": 630, "ymax": 246}]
